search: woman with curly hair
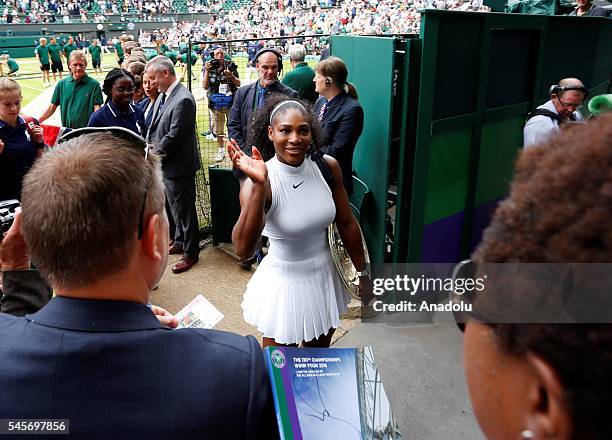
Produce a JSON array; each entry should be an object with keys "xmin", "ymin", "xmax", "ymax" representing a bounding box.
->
[
  {"xmin": 88, "ymin": 68, "xmax": 145, "ymax": 136},
  {"xmin": 464, "ymin": 114, "xmax": 612, "ymax": 440},
  {"xmin": 229, "ymin": 94, "xmax": 372, "ymax": 348}
]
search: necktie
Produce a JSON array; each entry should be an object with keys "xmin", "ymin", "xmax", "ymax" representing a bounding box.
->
[
  {"xmin": 318, "ymin": 102, "xmax": 328, "ymax": 121},
  {"xmin": 257, "ymin": 87, "xmax": 267, "ymax": 107}
]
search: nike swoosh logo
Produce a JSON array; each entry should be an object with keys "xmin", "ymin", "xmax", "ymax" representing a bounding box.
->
[{"xmin": 293, "ymin": 181, "xmax": 304, "ymax": 189}]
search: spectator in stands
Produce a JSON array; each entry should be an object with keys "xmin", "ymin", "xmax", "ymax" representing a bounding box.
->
[
  {"xmin": 145, "ymin": 56, "xmax": 201, "ymax": 274},
  {"xmin": 62, "ymin": 36, "xmax": 77, "ymax": 62},
  {"xmin": 203, "ymin": 46, "xmax": 240, "ymax": 162},
  {"xmin": 464, "ymin": 114, "xmax": 612, "ymax": 440},
  {"xmin": 523, "ymin": 78, "xmax": 587, "ymax": 148},
  {"xmin": 0, "ymin": 55, "xmax": 19, "ymax": 77},
  {"xmin": 89, "ymin": 39, "xmax": 103, "ymax": 76},
  {"xmin": 228, "ymin": 48, "xmax": 297, "ymax": 153},
  {"xmin": 48, "ymin": 37, "xmax": 64, "ymax": 82},
  {"xmin": 569, "ymin": 0, "xmax": 607, "ymax": 16},
  {"xmin": 282, "ymin": 43, "xmax": 317, "ymax": 104},
  {"xmin": 88, "ymin": 69, "xmax": 145, "ymax": 136},
  {"xmin": 39, "ymin": 51, "xmax": 103, "ymax": 129},
  {"xmin": 0, "ymin": 128, "xmax": 279, "ymax": 439},
  {"xmin": 0, "ymin": 78, "xmax": 44, "ymax": 202},
  {"xmin": 35, "ymin": 37, "xmax": 51, "ymax": 87},
  {"xmin": 313, "ymin": 56, "xmax": 363, "ymax": 195}
]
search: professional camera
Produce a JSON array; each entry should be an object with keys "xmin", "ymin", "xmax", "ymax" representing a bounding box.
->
[
  {"xmin": 227, "ymin": 61, "xmax": 238, "ymax": 71},
  {"xmin": 210, "ymin": 58, "xmax": 222, "ymax": 69},
  {"xmin": 0, "ymin": 199, "xmax": 20, "ymax": 237}
]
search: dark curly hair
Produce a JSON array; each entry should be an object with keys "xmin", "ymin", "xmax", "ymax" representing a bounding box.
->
[
  {"xmin": 102, "ymin": 68, "xmax": 135, "ymax": 104},
  {"xmin": 247, "ymin": 93, "xmax": 324, "ymax": 162},
  {"xmin": 472, "ymin": 114, "xmax": 612, "ymax": 440}
]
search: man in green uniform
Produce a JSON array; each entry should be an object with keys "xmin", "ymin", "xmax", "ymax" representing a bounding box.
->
[
  {"xmin": 63, "ymin": 37, "xmax": 77, "ymax": 63},
  {"xmin": 89, "ymin": 39, "xmax": 102, "ymax": 76},
  {"xmin": 115, "ymin": 38, "xmax": 124, "ymax": 67},
  {"xmin": 38, "ymin": 51, "xmax": 103, "ymax": 129},
  {"xmin": 0, "ymin": 54, "xmax": 19, "ymax": 77},
  {"xmin": 281, "ymin": 43, "xmax": 317, "ymax": 103},
  {"xmin": 35, "ymin": 37, "xmax": 51, "ymax": 87},
  {"xmin": 48, "ymin": 37, "xmax": 64, "ymax": 82},
  {"xmin": 157, "ymin": 38, "xmax": 170, "ymax": 55},
  {"xmin": 180, "ymin": 51, "xmax": 198, "ymax": 81}
]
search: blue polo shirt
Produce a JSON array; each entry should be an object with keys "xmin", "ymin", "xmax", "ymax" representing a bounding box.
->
[
  {"xmin": 0, "ymin": 116, "xmax": 44, "ymax": 201},
  {"xmin": 87, "ymin": 101, "xmax": 145, "ymax": 136}
]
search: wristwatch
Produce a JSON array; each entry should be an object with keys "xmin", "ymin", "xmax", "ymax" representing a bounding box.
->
[{"xmin": 356, "ymin": 264, "xmax": 370, "ymax": 277}]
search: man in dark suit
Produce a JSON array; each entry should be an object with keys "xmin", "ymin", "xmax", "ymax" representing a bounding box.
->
[
  {"xmin": 145, "ymin": 55, "xmax": 201, "ymax": 274},
  {"xmin": 228, "ymin": 48, "xmax": 298, "ymax": 154},
  {"xmin": 313, "ymin": 58, "xmax": 364, "ymax": 195},
  {"xmin": 0, "ymin": 129, "xmax": 279, "ymax": 439}
]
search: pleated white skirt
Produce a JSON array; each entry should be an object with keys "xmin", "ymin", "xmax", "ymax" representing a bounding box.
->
[{"xmin": 242, "ymin": 247, "xmax": 350, "ymax": 345}]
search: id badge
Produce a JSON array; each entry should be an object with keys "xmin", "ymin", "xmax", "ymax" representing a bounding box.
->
[{"xmin": 219, "ymin": 83, "xmax": 229, "ymax": 95}]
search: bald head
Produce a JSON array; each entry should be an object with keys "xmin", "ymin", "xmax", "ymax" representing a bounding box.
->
[
  {"xmin": 551, "ymin": 77, "xmax": 587, "ymax": 119},
  {"xmin": 558, "ymin": 77, "xmax": 585, "ymax": 91}
]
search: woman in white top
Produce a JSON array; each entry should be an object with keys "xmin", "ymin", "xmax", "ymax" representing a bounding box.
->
[{"xmin": 228, "ymin": 95, "xmax": 372, "ymax": 348}]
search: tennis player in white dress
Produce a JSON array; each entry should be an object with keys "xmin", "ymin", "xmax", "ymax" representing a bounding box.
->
[{"xmin": 228, "ymin": 96, "xmax": 372, "ymax": 347}]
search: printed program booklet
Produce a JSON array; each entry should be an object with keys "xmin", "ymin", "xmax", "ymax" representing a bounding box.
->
[
  {"xmin": 264, "ymin": 346, "xmax": 401, "ymax": 440},
  {"xmin": 174, "ymin": 294, "xmax": 224, "ymax": 329}
]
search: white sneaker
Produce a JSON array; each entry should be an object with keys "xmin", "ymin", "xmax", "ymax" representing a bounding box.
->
[
  {"xmin": 214, "ymin": 151, "xmax": 225, "ymax": 162},
  {"xmin": 206, "ymin": 133, "xmax": 217, "ymax": 141}
]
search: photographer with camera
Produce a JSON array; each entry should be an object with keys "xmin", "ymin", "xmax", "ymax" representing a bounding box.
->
[{"xmin": 203, "ymin": 46, "xmax": 240, "ymax": 162}]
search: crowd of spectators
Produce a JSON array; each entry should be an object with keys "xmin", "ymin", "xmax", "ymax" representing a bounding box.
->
[{"xmin": 1, "ymin": 0, "xmax": 489, "ymax": 33}]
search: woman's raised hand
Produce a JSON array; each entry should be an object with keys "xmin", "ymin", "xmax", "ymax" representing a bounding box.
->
[{"xmin": 227, "ymin": 139, "xmax": 268, "ymax": 185}]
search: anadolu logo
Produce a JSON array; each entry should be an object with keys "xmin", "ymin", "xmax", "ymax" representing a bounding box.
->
[{"xmin": 271, "ymin": 349, "xmax": 286, "ymax": 369}]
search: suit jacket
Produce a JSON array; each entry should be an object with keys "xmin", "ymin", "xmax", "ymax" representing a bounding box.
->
[
  {"xmin": 0, "ymin": 293, "xmax": 279, "ymax": 439},
  {"xmin": 314, "ymin": 92, "xmax": 364, "ymax": 194},
  {"xmin": 0, "ymin": 269, "xmax": 50, "ymax": 316},
  {"xmin": 147, "ymin": 82, "xmax": 201, "ymax": 179},
  {"xmin": 227, "ymin": 80, "xmax": 298, "ymax": 152}
]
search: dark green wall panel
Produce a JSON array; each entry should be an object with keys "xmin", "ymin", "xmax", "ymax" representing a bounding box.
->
[
  {"xmin": 331, "ymin": 35, "xmax": 396, "ymax": 264},
  {"xmin": 423, "ymin": 129, "xmax": 472, "ymax": 224}
]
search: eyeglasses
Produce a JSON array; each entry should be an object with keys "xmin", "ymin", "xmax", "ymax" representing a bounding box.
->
[
  {"xmin": 57, "ymin": 126, "xmax": 150, "ymax": 240},
  {"xmin": 556, "ymin": 96, "xmax": 583, "ymax": 110}
]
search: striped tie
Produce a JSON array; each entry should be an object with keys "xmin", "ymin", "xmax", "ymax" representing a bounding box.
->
[{"xmin": 318, "ymin": 102, "xmax": 328, "ymax": 121}]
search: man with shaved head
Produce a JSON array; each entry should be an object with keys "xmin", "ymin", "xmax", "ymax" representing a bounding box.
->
[{"xmin": 523, "ymin": 77, "xmax": 587, "ymax": 148}]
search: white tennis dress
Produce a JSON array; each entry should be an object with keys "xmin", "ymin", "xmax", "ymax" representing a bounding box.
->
[{"xmin": 241, "ymin": 155, "xmax": 350, "ymax": 344}]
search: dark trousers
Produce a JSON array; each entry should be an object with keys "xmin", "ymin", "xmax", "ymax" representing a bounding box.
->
[{"xmin": 164, "ymin": 174, "xmax": 200, "ymax": 259}]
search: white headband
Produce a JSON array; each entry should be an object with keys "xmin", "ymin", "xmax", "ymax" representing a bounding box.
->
[{"xmin": 269, "ymin": 100, "xmax": 307, "ymax": 125}]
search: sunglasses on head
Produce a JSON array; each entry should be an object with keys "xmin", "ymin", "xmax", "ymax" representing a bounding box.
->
[{"xmin": 58, "ymin": 126, "xmax": 150, "ymax": 239}]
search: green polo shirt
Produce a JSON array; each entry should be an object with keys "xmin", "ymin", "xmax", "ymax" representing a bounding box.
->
[
  {"xmin": 35, "ymin": 45, "xmax": 50, "ymax": 64},
  {"xmin": 48, "ymin": 43, "xmax": 62, "ymax": 62},
  {"xmin": 63, "ymin": 43, "xmax": 77, "ymax": 60},
  {"xmin": 7, "ymin": 58, "xmax": 18, "ymax": 72},
  {"xmin": 159, "ymin": 44, "xmax": 170, "ymax": 54},
  {"xmin": 51, "ymin": 75, "xmax": 103, "ymax": 129},
  {"xmin": 281, "ymin": 62, "xmax": 317, "ymax": 103},
  {"xmin": 89, "ymin": 45, "xmax": 101, "ymax": 61},
  {"xmin": 114, "ymin": 42, "xmax": 124, "ymax": 58}
]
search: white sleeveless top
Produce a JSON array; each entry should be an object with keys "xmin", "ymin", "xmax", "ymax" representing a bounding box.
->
[{"xmin": 263, "ymin": 155, "xmax": 336, "ymax": 262}]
